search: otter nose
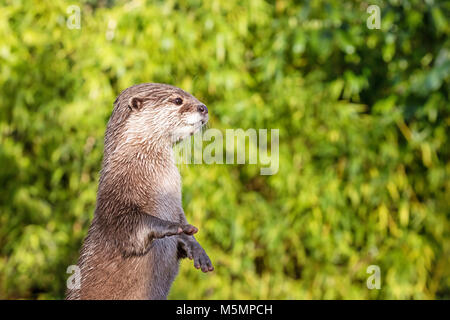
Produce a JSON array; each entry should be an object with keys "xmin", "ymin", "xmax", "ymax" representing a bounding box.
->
[{"xmin": 197, "ymin": 104, "xmax": 208, "ymax": 115}]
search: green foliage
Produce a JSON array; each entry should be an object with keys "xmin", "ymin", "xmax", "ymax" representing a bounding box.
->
[{"xmin": 0, "ymin": 0, "xmax": 448, "ymax": 299}]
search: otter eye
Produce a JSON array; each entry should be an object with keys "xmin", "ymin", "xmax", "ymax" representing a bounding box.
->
[{"xmin": 174, "ymin": 98, "xmax": 183, "ymax": 105}]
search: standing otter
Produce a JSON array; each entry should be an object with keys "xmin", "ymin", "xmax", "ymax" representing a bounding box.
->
[{"xmin": 66, "ymin": 83, "xmax": 213, "ymax": 300}]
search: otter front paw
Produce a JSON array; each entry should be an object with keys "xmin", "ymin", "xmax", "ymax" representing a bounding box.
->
[
  {"xmin": 178, "ymin": 224, "xmax": 198, "ymax": 235},
  {"xmin": 152, "ymin": 223, "xmax": 198, "ymax": 239},
  {"xmin": 190, "ymin": 246, "xmax": 214, "ymax": 273}
]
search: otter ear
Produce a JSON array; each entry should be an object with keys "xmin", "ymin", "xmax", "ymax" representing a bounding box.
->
[{"xmin": 128, "ymin": 97, "xmax": 144, "ymax": 110}]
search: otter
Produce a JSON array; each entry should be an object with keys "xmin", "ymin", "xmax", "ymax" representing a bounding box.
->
[{"xmin": 66, "ymin": 83, "xmax": 214, "ymax": 300}]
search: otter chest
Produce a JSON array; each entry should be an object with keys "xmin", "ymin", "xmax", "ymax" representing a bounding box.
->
[{"xmin": 149, "ymin": 166, "xmax": 182, "ymax": 221}]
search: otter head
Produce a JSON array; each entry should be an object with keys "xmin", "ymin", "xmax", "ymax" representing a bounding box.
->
[{"xmin": 111, "ymin": 83, "xmax": 208, "ymax": 150}]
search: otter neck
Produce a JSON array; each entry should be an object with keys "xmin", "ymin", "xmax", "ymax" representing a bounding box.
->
[{"xmin": 99, "ymin": 135, "xmax": 181, "ymax": 212}]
